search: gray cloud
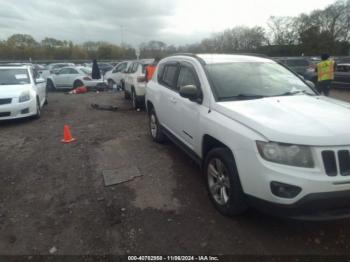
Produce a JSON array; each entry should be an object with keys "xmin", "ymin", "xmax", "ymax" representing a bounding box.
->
[{"xmin": 0, "ymin": 0, "xmax": 185, "ymax": 46}]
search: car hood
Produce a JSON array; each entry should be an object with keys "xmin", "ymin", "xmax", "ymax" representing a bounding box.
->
[
  {"xmin": 214, "ymin": 95, "xmax": 350, "ymax": 146},
  {"xmin": 0, "ymin": 84, "xmax": 32, "ymax": 98}
]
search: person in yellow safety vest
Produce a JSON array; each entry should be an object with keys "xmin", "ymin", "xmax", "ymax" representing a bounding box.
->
[
  {"xmin": 145, "ymin": 57, "xmax": 160, "ymax": 82},
  {"xmin": 315, "ymin": 54, "xmax": 336, "ymax": 96}
]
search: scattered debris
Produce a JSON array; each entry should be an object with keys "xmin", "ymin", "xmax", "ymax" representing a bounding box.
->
[
  {"xmin": 49, "ymin": 246, "xmax": 57, "ymax": 254},
  {"xmin": 103, "ymin": 166, "xmax": 142, "ymax": 186},
  {"xmin": 91, "ymin": 104, "xmax": 118, "ymax": 112},
  {"xmin": 121, "ymin": 208, "xmax": 126, "ymax": 212},
  {"xmin": 97, "ymin": 197, "xmax": 105, "ymax": 202}
]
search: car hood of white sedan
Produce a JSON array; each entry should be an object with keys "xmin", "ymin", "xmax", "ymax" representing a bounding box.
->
[
  {"xmin": 0, "ymin": 84, "xmax": 32, "ymax": 98},
  {"xmin": 215, "ymin": 95, "xmax": 350, "ymax": 146}
]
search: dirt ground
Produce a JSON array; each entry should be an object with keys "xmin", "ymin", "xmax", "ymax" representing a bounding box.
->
[{"xmin": 1, "ymin": 88, "xmax": 350, "ymax": 255}]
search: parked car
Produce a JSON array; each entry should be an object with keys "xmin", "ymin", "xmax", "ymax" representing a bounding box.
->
[
  {"xmin": 146, "ymin": 53, "xmax": 350, "ymax": 220},
  {"xmin": 304, "ymin": 63, "xmax": 350, "ymax": 89},
  {"xmin": 124, "ymin": 59, "xmax": 154, "ymax": 109},
  {"xmin": 275, "ymin": 57, "xmax": 316, "ymax": 76},
  {"xmin": 34, "ymin": 64, "xmax": 50, "ymax": 80},
  {"xmin": 0, "ymin": 65, "xmax": 47, "ymax": 120},
  {"xmin": 46, "ymin": 66, "xmax": 106, "ymax": 90},
  {"xmin": 48, "ymin": 63, "xmax": 75, "ymax": 74},
  {"xmin": 97, "ymin": 63, "xmax": 113, "ymax": 75},
  {"xmin": 336, "ymin": 57, "xmax": 350, "ymax": 64},
  {"xmin": 104, "ymin": 61, "xmax": 131, "ymax": 89}
]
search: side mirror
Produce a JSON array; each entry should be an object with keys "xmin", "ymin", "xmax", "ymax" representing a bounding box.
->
[
  {"xmin": 179, "ymin": 85, "xmax": 201, "ymax": 102},
  {"xmin": 305, "ymin": 80, "xmax": 315, "ymax": 89},
  {"xmin": 36, "ymin": 78, "xmax": 45, "ymax": 84}
]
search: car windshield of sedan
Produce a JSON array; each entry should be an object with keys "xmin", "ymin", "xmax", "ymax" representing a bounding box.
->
[
  {"xmin": 206, "ymin": 62, "xmax": 316, "ymax": 101},
  {"xmin": 0, "ymin": 69, "xmax": 30, "ymax": 85}
]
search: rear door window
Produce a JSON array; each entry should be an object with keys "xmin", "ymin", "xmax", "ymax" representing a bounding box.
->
[
  {"xmin": 69, "ymin": 68, "xmax": 79, "ymax": 74},
  {"xmin": 59, "ymin": 68, "xmax": 70, "ymax": 74},
  {"xmin": 131, "ymin": 63, "xmax": 139, "ymax": 73},
  {"xmin": 160, "ymin": 64, "xmax": 179, "ymax": 89}
]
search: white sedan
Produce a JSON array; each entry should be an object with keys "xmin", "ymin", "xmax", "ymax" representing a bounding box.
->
[
  {"xmin": 46, "ymin": 66, "xmax": 106, "ymax": 90},
  {"xmin": 0, "ymin": 65, "xmax": 47, "ymax": 120}
]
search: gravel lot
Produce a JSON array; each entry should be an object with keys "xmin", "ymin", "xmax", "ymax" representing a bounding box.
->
[{"xmin": 1, "ymin": 89, "xmax": 350, "ymax": 255}]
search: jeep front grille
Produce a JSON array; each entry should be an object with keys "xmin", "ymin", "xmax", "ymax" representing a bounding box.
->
[{"xmin": 322, "ymin": 150, "xmax": 350, "ymax": 176}]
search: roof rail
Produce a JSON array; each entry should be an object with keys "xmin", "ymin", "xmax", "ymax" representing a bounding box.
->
[
  {"xmin": 166, "ymin": 53, "xmax": 206, "ymax": 65},
  {"xmin": 235, "ymin": 53, "xmax": 269, "ymax": 58}
]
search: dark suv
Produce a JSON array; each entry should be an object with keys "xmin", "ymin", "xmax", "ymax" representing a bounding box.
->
[{"xmin": 274, "ymin": 57, "xmax": 317, "ymax": 77}]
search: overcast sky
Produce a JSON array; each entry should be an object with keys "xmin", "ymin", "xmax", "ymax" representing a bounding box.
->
[{"xmin": 0, "ymin": 0, "xmax": 336, "ymax": 47}]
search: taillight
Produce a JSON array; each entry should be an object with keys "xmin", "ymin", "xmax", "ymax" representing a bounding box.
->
[
  {"xmin": 137, "ymin": 76, "xmax": 146, "ymax": 83},
  {"xmin": 83, "ymin": 76, "xmax": 91, "ymax": 81}
]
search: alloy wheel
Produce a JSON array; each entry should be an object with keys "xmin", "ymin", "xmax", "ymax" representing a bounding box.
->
[
  {"xmin": 207, "ymin": 158, "xmax": 231, "ymax": 205},
  {"xmin": 150, "ymin": 113, "xmax": 157, "ymax": 138}
]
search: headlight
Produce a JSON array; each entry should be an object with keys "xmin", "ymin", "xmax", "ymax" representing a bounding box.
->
[
  {"xmin": 256, "ymin": 141, "xmax": 314, "ymax": 168},
  {"xmin": 19, "ymin": 92, "xmax": 31, "ymax": 103}
]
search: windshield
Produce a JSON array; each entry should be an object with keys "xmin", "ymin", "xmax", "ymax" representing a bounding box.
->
[
  {"xmin": 206, "ymin": 62, "xmax": 316, "ymax": 101},
  {"xmin": 0, "ymin": 69, "xmax": 30, "ymax": 85}
]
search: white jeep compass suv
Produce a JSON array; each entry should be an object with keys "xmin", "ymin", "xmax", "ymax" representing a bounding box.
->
[{"xmin": 145, "ymin": 54, "xmax": 350, "ymax": 220}]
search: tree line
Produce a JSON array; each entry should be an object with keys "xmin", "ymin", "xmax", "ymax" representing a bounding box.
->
[
  {"xmin": 0, "ymin": 35, "xmax": 135, "ymax": 61},
  {"xmin": 0, "ymin": 0, "xmax": 349, "ymax": 61}
]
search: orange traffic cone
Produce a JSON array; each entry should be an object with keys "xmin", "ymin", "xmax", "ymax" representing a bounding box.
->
[{"xmin": 61, "ymin": 125, "xmax": 76, "ymax": 143}]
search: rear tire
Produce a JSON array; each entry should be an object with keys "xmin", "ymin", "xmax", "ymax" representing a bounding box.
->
[
  {"xmin": 204, "ymin": 148, "xmax": 248, "ymax": 216},
  {"xmin": 73, "ymin": 80, "xmax": 84, "ymax": 89},
  {"xmin": 149, "ymin": 108, "xmax": 165, "ymax": 143}
]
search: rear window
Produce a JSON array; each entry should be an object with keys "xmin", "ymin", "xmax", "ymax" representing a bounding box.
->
[
  {"xmin": 80, "ymin": 68, "xmax": 92, "ymax": 75},
  {"xmin": 0, "ymin": 69, "xmax": 30, "ymax": 85},
  {"xmin": 286, "ymin": 59, "xmax": 309, "ymax": 67}
]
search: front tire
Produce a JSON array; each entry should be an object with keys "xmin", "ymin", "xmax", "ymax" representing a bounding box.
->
[
  {"xmin": 107, "ymin": 79, "xmax": 115, "ymax": 89},
  {"xmin": 132, "ymin": 89, "xmax": 139, "ymax": 110},
  {"xmin": 47, "ymin": 79, "xmax": 55, "ymax": 91},
  {"xmin": 124, "ymin": 90, "xmax": 130, "ymax": 100},
  {"xmin": 149, "ymin": 108, "xmax": 165, "ymax": 143},
  {"xmin": 204, "ymin": 148, "xmax": 248, "ymax": 216}
]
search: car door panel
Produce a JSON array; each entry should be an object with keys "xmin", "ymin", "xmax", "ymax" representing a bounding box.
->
[
  {"xmin": 157, "ymin": 63, "xmax": 180, "ymax": 133},
  {"xmin": 173, "ymin": 64, "xmax": 202, "ymax": 150}
]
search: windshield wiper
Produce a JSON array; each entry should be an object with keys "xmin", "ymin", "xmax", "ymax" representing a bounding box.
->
[
  {"xmin": 274, "ymin": 90, "xmax": 315, "ymax": 97},
  {"xmin": 219, "ymin": 94, "xmax": 266, "ymax": 101}
]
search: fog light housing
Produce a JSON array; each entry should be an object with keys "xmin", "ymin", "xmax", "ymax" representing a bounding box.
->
[
  {"xmin": 21, "ymin": 108, "xmax": 29, "ymax": 114},
  {"xmin": 270, "ymin": 181, "xmax": 302, "ymax": 199}
]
